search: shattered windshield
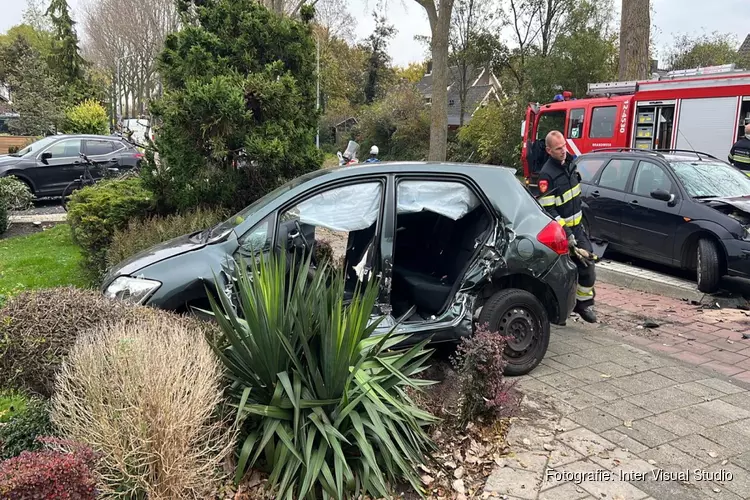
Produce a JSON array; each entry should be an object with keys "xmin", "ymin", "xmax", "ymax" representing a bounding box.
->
[{"xmin": 671, "ymin": 161, "xmax": 750, "ymax": 198}]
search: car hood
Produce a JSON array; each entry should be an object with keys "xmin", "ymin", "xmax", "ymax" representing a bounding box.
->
[
  {"xmin": 0, "ymin": 155, "xmax": 22, "ymax": 168},
  {"xmin": 702, "ymin": 195, "xmax": 750, "ymax": 225},
  {"xmin": 104, "ymin": 232, "xmax": 208, "ymax": 282}
]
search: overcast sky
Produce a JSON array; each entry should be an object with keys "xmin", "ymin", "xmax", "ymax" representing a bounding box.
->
[{"xmin": 2, "ymin": 0, "xmax": 749, "ymax": 67}]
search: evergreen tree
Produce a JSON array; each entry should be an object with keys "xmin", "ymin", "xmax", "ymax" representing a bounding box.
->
[{"xmin": 363, "ymin": 13, "xmax": 395, "ymax": 104}]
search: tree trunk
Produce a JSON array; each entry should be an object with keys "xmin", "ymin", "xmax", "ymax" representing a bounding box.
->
[
  {"xmin": 429, "ymin": 29, "xmax": 450, "ymax": 160},
  {"xmin": 618, "ymin": 0, "xmax": 650, "ymax": 80}
]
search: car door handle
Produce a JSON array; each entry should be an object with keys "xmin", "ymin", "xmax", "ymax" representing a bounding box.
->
[
  {"xmin": 630, "ymin": 199, "xmax": 639, "ymax": 205},
  {"xmin": 591, "ymin": 190, "xmax": 600, "ymax": 198}
]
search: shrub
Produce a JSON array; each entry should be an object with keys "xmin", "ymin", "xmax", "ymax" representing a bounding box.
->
[
  {"xmin": 0, "ymin": 397, "xmax": 53, "ymax": 460},
  {"xmin": 0, "ymin": 203, "xmax": 7, "ymax": 235},
  {"xmin": 206, "ymin": 252, "xmax": 438, "ymax": 499},
  {"xmin": 0, "ymin": 286, "xmax": 217, "ymax": 397},
  {"xmin": 52, "ymin": 316, "xmax": 235, "ymax": 498},
  {"xmin": 0, "ymin": 176, "xmax": 35, "ymax": 211},
  {"xmin": 7, "ymin": 145, "xmax": 19, "ymax": 154},
  {"xmin": 106, "ymin": 206, "xmax": 228, "ymax": 267},
  {"xmin": 67, "ymin": 176, "xmax": 154, "ymax": 279},
  {"xmin": 0, "ymin": 437, "xmax": 99, "ymax": 499},
  {"xmin": 63, "ymin": 99, "xmax": 108, "ymax": 135},
  {"xmin": 451, "ymin": 323, "xmax": 517, "ymax": 425}
]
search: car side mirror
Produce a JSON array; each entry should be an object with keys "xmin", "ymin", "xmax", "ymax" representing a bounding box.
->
[
  {"xmin": 650, "ymin": 189, "xmax": 676, "ymax": 205},
  {"xmin": 40, "ymin": 152, "xmax": 52, "ymax": 163}
]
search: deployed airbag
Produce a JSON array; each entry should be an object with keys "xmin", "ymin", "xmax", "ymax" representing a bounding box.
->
[
  {"xmin": 297, "ymin": 182, "xmax": 382, "ymax": 232},
  {"xmin": 397, "ymin": 181, "xmax": 480, "ymax": 220}
]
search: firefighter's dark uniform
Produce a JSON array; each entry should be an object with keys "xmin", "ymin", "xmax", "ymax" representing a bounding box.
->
[
  {"xmin": 537, "ymin": 153, "xmax": 596, "ymax": 317},
  {"xmin": 729, "ymin": 135, "xmax": 750, "ymax": 175}
]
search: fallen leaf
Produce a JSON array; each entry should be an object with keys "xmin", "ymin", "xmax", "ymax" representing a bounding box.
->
[
  {"xmin": 713, "ymin": 487, "xmax": 721, "ymax": 493},
  {"xmin": 721, "ymin": 459, "xmax": 728, "ymax": 465},
  {"xmin": 522, "ymin": 438, "xmax": 531, "ymax": 446},
  {"xmin": 708, "ymin": 451, "xmax": 718, "ymax": 458},
  {"xmin": 421, "ymin": 474, "xmax": 435, "ymax": 486},
  {"xmin": 623, "ymin": 420, "xmax": 633, "ymax": 428},
  {"xmin": 727, "ymin": 339, "xmax": 735, "ymax": 344},
  {"xmin": 444, "ymin": 461, "xmax": 457, "ymax": 469},
  {"xmin": 454, "ymin": 466, "xmax": 465, "ymax": 480},
  {"xmin": 648, "ymin": 459, "xmax": 657, "ymax": 465},
  {"xmin": 452, "ymin": 479, "xmax": 466, "ymax": 495},
  {"xmin": 600, "ymin": 374, "xmax": 611, "ymax": 378},
  {"xmin": 543, "ymin": 443, "xmax": 555, "ymax": 451}
]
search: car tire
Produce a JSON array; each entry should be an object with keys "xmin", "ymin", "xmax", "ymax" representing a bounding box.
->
[
  {"xmin": 696, "ymin": 238, "xmax": 721, "ymax": 293},
  {"xmin": 477, "ymin": 289, "xmax": 550, "ymax": 377}
]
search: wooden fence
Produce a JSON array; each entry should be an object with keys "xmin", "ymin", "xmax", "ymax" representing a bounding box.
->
[{"xmin": 0, "ymin": 136, "xmax": 35, "ymax": 154}]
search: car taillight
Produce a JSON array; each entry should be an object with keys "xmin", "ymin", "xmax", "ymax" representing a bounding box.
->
[
  {"xmin": 537, "ymin": 220, "xmax": 568, "ymax": 255},
  {"xmin": 134, "ymin": 153, "xmax": 144, "ymax": 159}
]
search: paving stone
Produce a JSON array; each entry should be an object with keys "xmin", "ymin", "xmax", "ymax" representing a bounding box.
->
[
  {"xmin": 633, "ymin": 465, "xmax": 713, "ymax": 500},
  {"xmin": 645, "ymin": 411, "xmax": 706, "ymax": 437},
  {"xmin": 719, "ymin": 392, "xmax": 750, "ymax": 412},
  {"xmin": 567, "ymin": 407, "xmax": 622, "ymax": 433},
  {"xmin": 538, "ymin": 357, "xmax": 570, "ymax": 373},
  {"xmin": 526, "ymin": 362, "xmax": 560, "ymax": 378},
  {"xmin": 653, "ymin": 365, "xmax": 707, "ymax": 383},
  {"xmin": 615, "ymin": 419, "xmax": 678, "ymax": 448},
  {"xmin": 514, "ymin": 378, "xmax": 559, "ymax": 397},
  {"xmin": 670, "ymin": 434, "xmax": 733, "ymax": 464},
  {"xmin": 701, "ymin": 361, "xmax": 745, "ymax": 377},
  {"xmin": 677, "ymin": 381, "xmax": 730, "ymax": 400},
  {"xmin": 602, "ymin": 399, "xmax": 654, "ymax": 421},
  {"xmin": 600, "ymin": 429, "xmax": 650, "ymax": 454},
  {"xmin": 484, "ymin": 466, "xmax": 541, "ymax": 499},
  {"xmin": 506, "ymin": 423, "xmax": 556, "ymax": 451},
  {"xmin": 587, "ymin": 361, "xmax": 635, "ymax": 378},
  {"xmin": 555, "ymin": 389, "xmax": 605, "ymax": 410},
  {"xmin": 729, "ymin": 450, "xmax": 750, "ymax": 470},
  {"xmin": 589, "ymin": 446, "xmax": 658, "ymax": 475},
  {"xmin": 561, "ymin": 337, "xmax": 603, "ymax": 351},
  {"xmin": 714, "ymin": 419, "xmax": 750, "ymax": 440},
  {"xmin": 566, "ymin": 366, "xmax": 609, "ymax": 384},
  {"xmin": 639, "ymin": 443, "xmax": 708, "ymax": 470},
  {"xmin": 697, "ymin": 483, "xmax": 744, "ymax": 500},
  {"xmin": 546, "ymin": 397, "xmax": 579, "ymax": 416},
  {"xmin": 493, "ymin": 450, "xmax": 548, "ymax": 472},
  {"xmin": 580, "ymin": 381, "xmax": 633, "ymax": 402},
  {"xmin": 556, "ymin": 428, "xmax": 615, "ymax": 457},
  {"xmin": 674, "ymin": 400, "xmax": 750, "ymax": 427},
  {"xmin": 557, "ymin": 417, "xmax": 580, "ymax": 432},
  {"xmin": 546, "ymin": 442, "xmax": 585, "ymax": 468},
  {"xmin": 706, "ymin": 463, "xmax": 750, "ymax": 498},
  {"xmin": 626, "ymin": 386, "xmax": 703, "ymax": 414},
  {"xmin": 553, "ymin": 352, "xmax": 596, "ymax": 369},
  {"xmin": 700, "ymin": 424, "xmax": 750, "ymax": 455},
  {"xmin": 546, "ymin": 340, "xmax": 580, "ymax": 355},
  {"xmin": 610, "ymin": 371, "xmax": 675, "ymax": 394},
  {"xmin": 536, "ymin": 373, "xmax": 589, "ymax": 392},
  {"xmin": 539, "ymin": 458, "xmax": 601, "ymax": 491},
  {"xmin": 537, "ymin": 482, "xmax": 591, "ymax": 500}
]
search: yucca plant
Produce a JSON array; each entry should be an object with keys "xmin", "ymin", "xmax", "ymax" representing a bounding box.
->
[{"xmin": 204, "ymin": 251, "xmax": 439, "ymax": 499}]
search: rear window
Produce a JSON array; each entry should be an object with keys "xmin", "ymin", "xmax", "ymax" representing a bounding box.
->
[{"xmin": 575, "ymin": 157, "xmax": 606, "ymax": 183}]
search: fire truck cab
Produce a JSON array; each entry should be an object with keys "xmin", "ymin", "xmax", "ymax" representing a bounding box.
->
[{"xmin": 521, "ymin": 64, "xmax": 750, "ymax": 190}]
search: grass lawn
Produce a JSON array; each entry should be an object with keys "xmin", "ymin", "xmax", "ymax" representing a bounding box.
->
[{"xmin": 0, "ymin": 224, "xmax": 88, "ymax": 300}]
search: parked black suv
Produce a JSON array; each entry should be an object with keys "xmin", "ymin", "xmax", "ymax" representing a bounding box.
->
[
  {"xmin": 574, "ymin": 148, "xmax": 750, "ymax": 292},
  {"xmin": 102, "ymin": 162, "xmax": 578, "ymax": 376},
  {"xmin": 0, "ymin": 134, "xmax": 142, "ymax": 197}
]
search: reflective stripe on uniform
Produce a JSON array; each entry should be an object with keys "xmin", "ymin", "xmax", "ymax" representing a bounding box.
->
[
  {"xmin": 555, "ymin": 184, "xmax": 581, "ymax": 206},
  {"xmin": 730, "ymin": 154, "xmax": 750, "ymax": 164},
  {"xmin": 555, "ymin": 216, "xmax": 565, "ymax": 226},
  {"xmin": 576, "ymin": 284, "xmax": 594, "ymax": 298},
  {"xmin": 559, "ymin": 210, "xmax": 583, "ymax": 227},
  {"xmin": 539, "ymin": 195, "xmax": 557, "ymax": 207}
]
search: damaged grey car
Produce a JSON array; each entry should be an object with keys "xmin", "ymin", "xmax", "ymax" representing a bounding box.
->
[{"xmin": 102, "ymin": 162, "xmax": 577, "ymax": 375}]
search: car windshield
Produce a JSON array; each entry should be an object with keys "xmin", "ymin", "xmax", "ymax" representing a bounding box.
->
[
  {"xmin": 10, "ymin": 136, "xmax": 61, "ymax": 157},
  {"xmin": 670, "ymin": 161, "xmax": 750, "ymax": 198},
  {"xmin": 206, "ymin": 168, "xmax": 332, "ymax": 239}
]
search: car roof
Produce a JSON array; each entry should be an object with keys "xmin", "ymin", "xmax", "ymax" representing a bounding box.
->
[
  {"xmin": 46, "ymin": 134, "xmax": 123, "ymax": 140},
  {"xmin": 578, "ymin": 149, "xmax": 726, "ymax": 165},
  {"xmin": 316, "ymin": 160, "xmax": 518, "ymax": 179}
]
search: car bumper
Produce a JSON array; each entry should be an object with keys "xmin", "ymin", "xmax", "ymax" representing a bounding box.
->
[
  {"xmin": 723, "ymin": 238, "xmax": 750, "ymax": 278},
  {"xmin": 540, "ymin": 254, "xmax": 578, "ymax": 325}
]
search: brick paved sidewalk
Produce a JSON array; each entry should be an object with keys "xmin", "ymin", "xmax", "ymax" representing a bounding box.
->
[
  {"xmin": 481, "ymin": 283, "xmax": 750, "ymax": 500},
  {"xmin": 594, "ymin": 283, "xmax": 750, "ymax": 383}
]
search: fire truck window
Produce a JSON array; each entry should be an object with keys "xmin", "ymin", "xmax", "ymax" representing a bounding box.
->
[
  {"xmin": 597, "ymin": 159, "xmax": 635, "ymax": 191},
  {"xmin": 536, "ymin": 111, "xmax": 567, "ymax": 141},
  {"xmin": 568, "ymin": 108, "xmax": 585, "ymax": 139},
  {"xmin": 590, "ymin": 106, "xmax": 617, "ymax": 139}
]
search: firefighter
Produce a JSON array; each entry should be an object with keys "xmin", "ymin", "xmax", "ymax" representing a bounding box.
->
[
  {"xmin": 538, "ymin": 130, "xmax": 597, "ymax": 323},
  {"xmin": 729, "ymin": 123, "xmax": 750, "ymax": 175}
]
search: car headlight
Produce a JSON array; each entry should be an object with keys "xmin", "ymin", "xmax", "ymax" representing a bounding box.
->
[
  {"xmin": 105, "ymin": 276, "xmax": 161, "ymax": 304},
  {"xmin": 744, "ymin": 227, "xmax": 750, "ymax": 241}
]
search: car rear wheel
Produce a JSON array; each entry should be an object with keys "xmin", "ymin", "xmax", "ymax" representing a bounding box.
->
[
  {"xmin": 696, "ymin": 238, "xmax": 721, "ymax": 293},
  {"xmin": 477, "ymin": 289, "xmax": 550, "ymax": 376}
]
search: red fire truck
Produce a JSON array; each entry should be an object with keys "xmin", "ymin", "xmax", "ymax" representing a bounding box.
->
[{"xmin": 521, "ymin": 64, "xmax": 750, "ymax": 189}]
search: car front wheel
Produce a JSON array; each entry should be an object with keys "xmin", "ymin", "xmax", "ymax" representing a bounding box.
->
[
  {"xmin": 477, "ymin": 289, "xmax": 550, "ymax": 376},
  {"xmin": 696, "ymin": 238, "xmax": 721, "ymax": 293}
]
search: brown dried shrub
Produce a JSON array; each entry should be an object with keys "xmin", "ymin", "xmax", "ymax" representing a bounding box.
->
[
  {"xmin": 51, "ymin": 317, "xmax": 236, "ymax": 499},
  {"xmin": 0, "ymin": 287, "xmax": 217, "ymax": 397}
]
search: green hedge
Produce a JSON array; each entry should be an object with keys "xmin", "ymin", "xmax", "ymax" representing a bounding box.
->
[{"xmin": 67, "ymin": 177, "xmax": 154, "ymax": 281}]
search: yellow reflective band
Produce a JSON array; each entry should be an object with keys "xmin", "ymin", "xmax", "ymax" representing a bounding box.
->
[
  {"xmin": 539, "ymin": 195, "xmax": 557, "ymax": 207},
  {"xmin": 555, "ymin": 184, "xmax": 582, "ymax": 206},
  {"xmin": 556, "ymin": 216, "xmax": 565, "ymax": 226},
  {"xmin": 733, "ymin": 155, "xmax": 750, "ymax": 164},
  {"xmin": 564, "ymin": 211, "xmax": 583, "ymax": 227}
]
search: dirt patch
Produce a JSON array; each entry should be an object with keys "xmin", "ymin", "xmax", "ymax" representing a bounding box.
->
[{"xmin": 0, "ymin": 222, "xmax": 62, "ymax": 240}]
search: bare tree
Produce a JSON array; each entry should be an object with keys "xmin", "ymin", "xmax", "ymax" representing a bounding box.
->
[
  {"xmin": 80, "ymin": 0, "xmax": 179, "ymax": 121},
  {"xmin": 314, "ymin": 0, "xmax": 357, "ymax": 43},
  {"xmin": 22, "ymin": 0, "xmax": 53, "ymax": 31},
  {"xmin": 618, "ymin": 0, "xmax": 650, "ymax": 80},
  {"xmin": 413, "ymin": 0, "xmax": 456, "ymax": 161}
]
